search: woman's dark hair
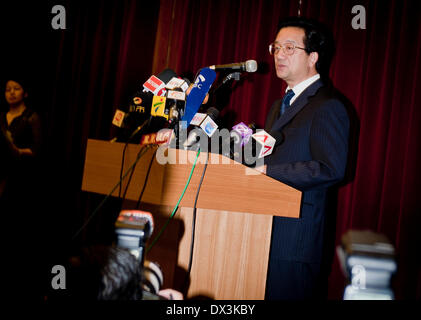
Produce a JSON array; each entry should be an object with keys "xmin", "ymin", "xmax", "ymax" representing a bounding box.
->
[
  {"xmin": 5, "ymin": 76, "xmax": 29, "ymax": 93},
  {"xmin": 278, "ymin": 16, "xmax": 335, "ymax": 78}
]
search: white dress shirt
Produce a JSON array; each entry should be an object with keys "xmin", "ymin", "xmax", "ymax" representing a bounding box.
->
[{"xmin": 286, "ymin": 73, "xmax": 320, "ymax": 105}]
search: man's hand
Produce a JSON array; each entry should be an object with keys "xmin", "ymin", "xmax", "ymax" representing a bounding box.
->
[{"xmin": 158, "ymin": 288, "xmax": 183, "ymax": 300}]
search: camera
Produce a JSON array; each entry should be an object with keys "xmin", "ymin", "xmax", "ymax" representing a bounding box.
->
[{"xmin": 114, "ymin": 210, "xmax": 164, "ymax": 299}]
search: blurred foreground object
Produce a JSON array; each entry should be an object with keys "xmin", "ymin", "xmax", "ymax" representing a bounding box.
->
[{"xmin": 337, "ymin": 230, "xmax": 397, "ymax": 300}]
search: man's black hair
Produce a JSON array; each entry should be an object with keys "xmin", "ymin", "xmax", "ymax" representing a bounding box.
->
[
  {"xmin": 278, "ymin": 16, "xmax": 335, "ymax": 79},
  {"xmin": 67, "ymin": 245, "xmax": 143, "ymax": 300}
]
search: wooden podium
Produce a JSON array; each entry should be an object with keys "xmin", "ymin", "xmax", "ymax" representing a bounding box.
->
[{"xmin": 81, "ymin": 139, "xmax": 301, "ymax": 299}]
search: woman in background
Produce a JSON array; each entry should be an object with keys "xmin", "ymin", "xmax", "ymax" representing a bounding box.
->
[
  {"xmin": 0, "ymin": 77, "xmax": 42, "ymax": 200},
  {"xmin": 0, "ymin": 77, "xmax": 44, "ymax": 299}
]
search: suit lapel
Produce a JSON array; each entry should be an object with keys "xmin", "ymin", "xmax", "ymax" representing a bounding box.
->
[
  {"xmin": 264, "ymin": 99, "xmax": 281, "ymax": 132},
  {"xmin": 271, "ymin": 79, "xmax": 324, "ymax": 131}
]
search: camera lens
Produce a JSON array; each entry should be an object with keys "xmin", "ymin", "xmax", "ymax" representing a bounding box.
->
[{"xmin": 141, "ymin": 260, "xmax": 163, "ymax": 294}]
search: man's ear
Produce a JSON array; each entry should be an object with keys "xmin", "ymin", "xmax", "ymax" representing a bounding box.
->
[{"xmin": 309, "ymin": 52, "xmax": 319, "ymax": 68}]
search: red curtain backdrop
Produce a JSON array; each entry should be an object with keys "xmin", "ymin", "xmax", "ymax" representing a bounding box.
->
[{"xmin": 152, "ymin": 0, "xmax": 421, "ymax": 299}]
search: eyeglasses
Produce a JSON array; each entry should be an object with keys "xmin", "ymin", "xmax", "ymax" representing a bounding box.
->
[{"xmin": 269, "ymin": 42, "xmax": 307, "ymax": 56}]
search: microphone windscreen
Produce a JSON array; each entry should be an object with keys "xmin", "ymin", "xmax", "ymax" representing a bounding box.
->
[
  {"xmin": 245, "ymin": 60, "xmax": 258, "ymax": 72},
  {"xmin": 206, "ymin": 107, "xmax": 220, "ymax": 120},
  {"xmin": 157, "ymin": 68, "xmax": 178, "ymax": 83}
]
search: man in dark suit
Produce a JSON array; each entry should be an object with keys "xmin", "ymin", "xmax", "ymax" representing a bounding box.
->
[{"xmin": 260, "ymin": 17, "xmax": 350, "ymax": 299}]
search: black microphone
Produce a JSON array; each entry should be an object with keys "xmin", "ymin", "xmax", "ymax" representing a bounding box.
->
[
  {"xmin": 156, "ymin": 68, "xmax": 179, "ymax": 84},
  {"xmin": 135, "ymin": 68, "xmax": 179, "ymax": 112},
  {"xmin": 113, "ymin": 69, "xmax": 179, "ymax": 141},
  {"xmin": 205, "ymin": 106, "xmax": 220, "ymax": 121},
  {"xmin": 117, "ymin": 68, "xmax": 179, "ymax": 122},
  {"xmin": 209, "ymin": 60, "xmax": 258, "ymax": 73}
]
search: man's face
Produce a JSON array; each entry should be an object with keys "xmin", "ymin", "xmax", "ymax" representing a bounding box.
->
[{"xmin": 273, "ymin": 27, "xmax": 317, "ymax": 87}]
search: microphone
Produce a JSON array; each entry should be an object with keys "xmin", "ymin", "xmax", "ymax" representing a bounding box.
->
[
  {"xmin": 231, "ymin": 122, "xmax": 254, "ymax": 146},
  {"xmin": 142, "ymin": 69, "xmax": 179, "ymax": 96},
  {"xmin": 157, "ymin": 69, "xmax": 179, "ymax": 84},
  {"xmin": 198, "ymin": 107, "xmax": 219, "ymax": 137},
  {"xmin": 112, "ymin": 69, "xmax": 179, "ymax": 142},
  {"xmin": 137, "ymin": 69, "xmax": 179, "ymax": 117},
  {"xmin": 166, "ymin": 77, "xmax": 189, "ymax": 92},
  {"xmin": 112, "ymin": 109, "xmax": 127, "ymax": 128},
  {"xmin": 149, "ymin": 75, "xmax": 189, "ymax": 122},
  {"xmin": 181, "ymin": 68, "xmax": 216, "ymax": 128},
  {"xmin": 166, "ymin": 89, "xmax": 187, "ymax": 123},
  {"xmin": 110, "ymin": 108, "xmax": 149, "ymax": 143},
  {"xmin": 149, "ymin": 88, "xmax": 188, "ymax": 123},
  {"xmin": 205, "ymin": 106, "xmax": 220, "ymax": 122},
  {"xmin": 189, "ymin": 107, "xmax": 220, "ymax": 127},
  {"xmin": 140, "ymin": 128, "xmax": 174, "ymax": 146},
  {"xmin": 251, "ymin": 130, "xmax": 276, "ymax": 158},
  {"xmin": 111, "ymin": 96, "xmax": 149, "ymax": 130},
  {"xmin": 128, "ymin": 69, "xmax": 179, "ymax": 114},
  {"xmin": 150, "ymin": 96, "xmax": 169, "ymax": 120},
  {"xmin": 184, "ymin": 107, "xmax": 220, "ymax": 147},
  {"xmin": 221, "ymin": 122, "xmax": 254, "ymax": 160},
  {"xmin": 242, "ymin": 129, "xmax": 278, "ymax": 166},
  {"xmin": 137, "ymin": 69, "xmax": 180, "ymax": 133},
  {"xmin": 209, "ymin": 60, "xmax": 258, "ymax": 73}
]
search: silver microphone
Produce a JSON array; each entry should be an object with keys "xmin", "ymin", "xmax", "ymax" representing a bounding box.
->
[{"xmin": 209, "ymin": 60, "xmax": 258, "ymax": 73}]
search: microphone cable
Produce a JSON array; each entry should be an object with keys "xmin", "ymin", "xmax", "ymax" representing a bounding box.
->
[
  {"xmin": 120, "ymin": 145, "xmax": 156, "ymax": 208},
  {"xmin": 135, "ymin": 147, "xmax": 158, "ymax": 210},
  {"xmin": 145, "ymin": 148, "xmax": 202, "ymax": 254},
  {"xmin": 119, "ymin": 117, "xmax": 151, "ymax": 198},
  {"xmin": 184, "ymin": 148, "xmax": 209, "ymax": 293},
  {"xmin": 71, "ymin": 144, "xmax": 151, "ymax": 241}
]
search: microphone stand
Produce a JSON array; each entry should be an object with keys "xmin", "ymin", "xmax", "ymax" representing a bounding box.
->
[
  {"xmin": 213, "ymin": 72, "xmax": 242, "ymax": 93},
  {"xmin": 222, "ymin": 71, "xmax": 241, "ymax": 83}
]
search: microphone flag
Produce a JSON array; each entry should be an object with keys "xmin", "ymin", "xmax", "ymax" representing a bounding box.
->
[
  {"xmin": 232, "ymin": 122, "xmax": 253, "ymax": 146},
  {"xmin": 151, "ymin": 96, "xmax": 168, "ymax": 120},
  {"xmin": 252, "ymin": 130, "xmax": 276, "ymax": 158},
  {"xmin": 181, "ymin": 68, "xmax": 216, "ymax": 128}
]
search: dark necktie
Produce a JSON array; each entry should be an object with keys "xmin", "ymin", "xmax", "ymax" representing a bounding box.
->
[{"xmin": 280, "ymin": 89, "xmax": 295, "ymax": 116}]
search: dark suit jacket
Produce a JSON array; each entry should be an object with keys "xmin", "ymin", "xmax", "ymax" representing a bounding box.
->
[{"xmin": 264, "ymin": 79, "xmax": 349, "ymax": 264}]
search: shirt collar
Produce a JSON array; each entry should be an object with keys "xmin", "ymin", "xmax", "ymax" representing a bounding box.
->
[{"xmin": 286, "ymin": 73, "xmax": 320, "ymax": 105}]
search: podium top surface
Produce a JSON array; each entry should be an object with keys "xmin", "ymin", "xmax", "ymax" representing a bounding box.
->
[{"xmin": 82, "ymin": 139, "xmax": 301, "ymax": 218}]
